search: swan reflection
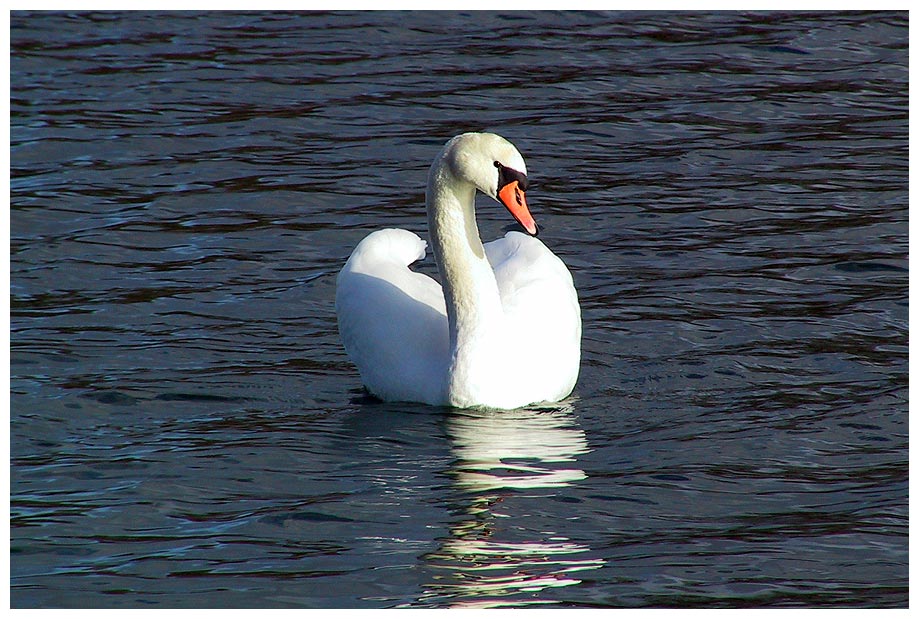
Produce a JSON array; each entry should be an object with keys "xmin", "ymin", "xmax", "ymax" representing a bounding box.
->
[{"xmin": 418, "ymin": 404, "xmax": 603, "ymax": 608}]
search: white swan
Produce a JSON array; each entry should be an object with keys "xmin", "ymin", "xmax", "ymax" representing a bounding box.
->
[{"xmin": 335, "ymin": 133, "xmax": 580, "ymax": 409}]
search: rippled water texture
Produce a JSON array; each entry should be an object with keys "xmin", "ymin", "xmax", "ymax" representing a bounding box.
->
[{"xmin": 10, "ymin": 11, "xmax": 908, "ymax": 608}]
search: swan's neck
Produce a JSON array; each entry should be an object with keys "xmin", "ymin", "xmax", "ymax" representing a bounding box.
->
[{"xmin": 427, "ymin": 163, "xmax": 505, "ymax": 395}]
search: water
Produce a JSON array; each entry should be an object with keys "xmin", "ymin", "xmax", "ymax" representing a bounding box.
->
[{"xmin": 10, "ymin": 10, "xmax": 908, "ymax": 608}]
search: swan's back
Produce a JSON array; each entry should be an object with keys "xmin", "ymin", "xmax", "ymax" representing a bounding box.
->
[{"xmin": 335, "ymin": 229, "xmax": 449, "ymax": 404}]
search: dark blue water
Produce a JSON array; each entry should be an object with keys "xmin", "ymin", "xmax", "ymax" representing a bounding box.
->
[{"xmin": 11, "ymin": 11, "xmax": 908, "ymax": 608}]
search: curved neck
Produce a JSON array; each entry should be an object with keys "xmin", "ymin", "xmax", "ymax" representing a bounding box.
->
[{"xmin": 426, "ymin": 162, "xmax": 504, "ymax": 357}]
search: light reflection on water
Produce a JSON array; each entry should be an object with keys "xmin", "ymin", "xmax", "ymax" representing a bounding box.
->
[{"xmin": 418, "ymin": 405, "xmax": 603, "ymax": 608}]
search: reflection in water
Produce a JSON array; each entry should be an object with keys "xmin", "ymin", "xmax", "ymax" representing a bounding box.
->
[{"xmin": 417, "ymin": 405, "xmax": 604, "ymax": 608}]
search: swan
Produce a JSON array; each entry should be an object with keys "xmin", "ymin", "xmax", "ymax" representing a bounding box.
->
[{"xmin": 335, "ymin": 133, "xmax": 580, "ymax": 409}]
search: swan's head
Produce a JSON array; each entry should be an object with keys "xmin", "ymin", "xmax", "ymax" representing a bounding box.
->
[{"xmin": 439, "ymin": 132, "xmax": 537, "ymax": 236}]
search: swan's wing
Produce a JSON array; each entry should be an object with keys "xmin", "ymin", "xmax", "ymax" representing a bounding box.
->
[
  {"xmin": 485, "ymin": 231, "xmax": 582, "ymax": 400},
  {"xmin": 335, "ymin": 229, "xmax": 449, "ymax": 404}
]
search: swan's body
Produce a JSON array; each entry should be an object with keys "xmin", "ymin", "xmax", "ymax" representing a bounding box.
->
[{"xmin": 335, "ymin": 133, "xmax": 580, "ymax": 409}]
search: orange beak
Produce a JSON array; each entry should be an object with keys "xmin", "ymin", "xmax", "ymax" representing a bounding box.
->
[{"xmin": 498, "ymin": 180, "xmax": 538, "ymax": 236}]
